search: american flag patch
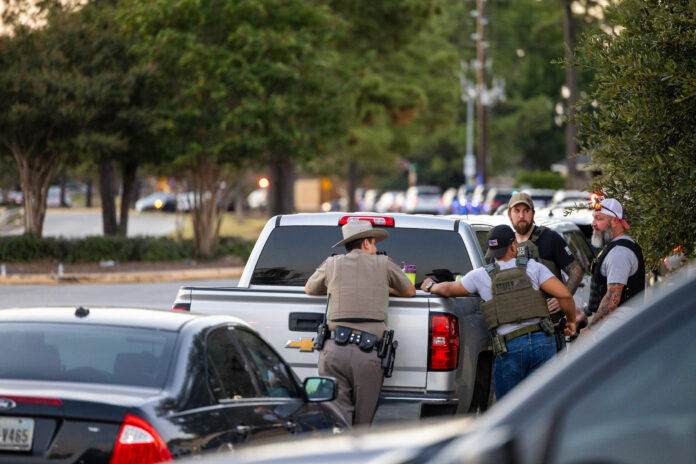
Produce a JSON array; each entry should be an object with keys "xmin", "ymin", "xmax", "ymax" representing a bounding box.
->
[{"xmin": 488, "ymin": 239, "xmax": 498, "ymax": 246}]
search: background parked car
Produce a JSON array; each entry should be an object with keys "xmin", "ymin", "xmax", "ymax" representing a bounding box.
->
[
  {"xmin": 46, "ymin": 186, "xmax": 71, "ymax": 208},
  {"xmin": 438, "ymin": 187, "xmax": 458, "ymax": 214},
  {"xmin": 481, "ymin": 186, "xmax": 516, "ymax": 215},
  {"xmin": 402, "ymin": 185, "xmax": 441, "ymax": 214},
  {"xmin": 549, "ymin": 189, "xmax": 591, "ymax": 207},
  {"xmin": 375, "ymin": 190, "xmax": 404, "ymax": 213},
  {"xmin": 0, "ymin": 307, "xmax": 344, "ymax": 463},
  {"xmin": 135, "ymin": 191, "xmax": 177, "ymax": 213}
]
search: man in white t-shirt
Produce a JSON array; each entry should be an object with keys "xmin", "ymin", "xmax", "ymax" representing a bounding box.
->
[{"xmin": 421, "ymin": 225, "xmax": 576, "ymax": 399}]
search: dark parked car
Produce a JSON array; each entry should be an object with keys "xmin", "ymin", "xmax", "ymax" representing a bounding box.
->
[
  {"xmin": 135, "ymin": 192, "xmax": 177, "ymax": 213},
  {"xmin": 181, "ymin": 266, "xmax": 696, "ymax": 464},
  {"xmin": 0, "ymin": 307, "xmax": 343, "ymax": 463}
]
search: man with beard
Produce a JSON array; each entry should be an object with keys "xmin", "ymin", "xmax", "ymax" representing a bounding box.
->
[
  {"xmin": 587, "ymin": 198, "xmax": 645, "ymax": 327},
  {"xmin": 508, "ymin": 192, "xmax": 583, "ymax": 350}
]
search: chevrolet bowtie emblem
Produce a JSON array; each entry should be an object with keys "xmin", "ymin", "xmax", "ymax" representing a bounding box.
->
[{"xmin": 285, "ymin": 338, "xmax": 316, "ymax": 352}]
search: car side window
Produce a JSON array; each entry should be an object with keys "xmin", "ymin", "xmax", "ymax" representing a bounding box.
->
[
  {"xmin": 235, "ymin": 329, "xmax": 298, "ymax": 398},
  {"xmin": 563, "ymin": 231, "xmax": 593, "ymax": 273},
  {"xmin": 206, "ymin": 327, "xmax": 257, "ymax": 400},
  {"xmin": 550, "ymin": 316, "xmax": 696, "ymax": 464}
]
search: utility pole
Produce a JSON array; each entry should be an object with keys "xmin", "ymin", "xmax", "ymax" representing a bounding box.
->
[{"xmin": 475, "ymin": 0, "xmax": 487, "ymax": 185}]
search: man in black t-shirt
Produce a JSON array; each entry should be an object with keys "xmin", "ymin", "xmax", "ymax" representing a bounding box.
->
[{"xmin": 508, "ymin": 192, "xmax": 583, "ymax": 350}]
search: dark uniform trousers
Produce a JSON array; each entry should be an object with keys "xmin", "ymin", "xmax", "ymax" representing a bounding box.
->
[{"xmin": 318, "ymin": 339, "xmax": 384, "ymax": 426}]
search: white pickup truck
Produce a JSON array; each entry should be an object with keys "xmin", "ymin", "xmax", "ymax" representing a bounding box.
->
[{"xmin": 172, "ymin": 213, "xmax": 494, "ymax": 421}]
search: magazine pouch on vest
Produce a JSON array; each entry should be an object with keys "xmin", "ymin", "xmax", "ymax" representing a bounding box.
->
[{"xmin": 480, "ymin": 259, "xmax": 551, "ymax": 331}]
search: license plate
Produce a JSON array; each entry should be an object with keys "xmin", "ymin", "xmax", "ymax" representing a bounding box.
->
[{"xmin": 0, "ymin": 417, "xmax": 34, "ymax": 451}]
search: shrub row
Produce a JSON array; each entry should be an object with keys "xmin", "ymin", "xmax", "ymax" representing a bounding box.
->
[{"xmin": 0, "ymin": 234, "xmax": 254, "ymax": 263}]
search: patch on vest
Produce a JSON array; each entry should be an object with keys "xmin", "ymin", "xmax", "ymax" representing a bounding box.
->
[{"xmin": 494, "ymin": 277, "xmax": 530, "ymax": 294}]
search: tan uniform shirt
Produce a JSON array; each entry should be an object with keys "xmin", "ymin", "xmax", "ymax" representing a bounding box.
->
[{"xmin": 306, "ymin": 250, "xmax": 412, "ymax": 338}]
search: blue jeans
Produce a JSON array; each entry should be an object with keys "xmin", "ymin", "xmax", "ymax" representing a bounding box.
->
[{"xmin": 494, "ymin": 330, "xmax": 556, "ymax": 399}]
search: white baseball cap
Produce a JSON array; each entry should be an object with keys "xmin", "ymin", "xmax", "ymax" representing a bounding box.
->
[{"xmin": 595, "ymin": 198, "xmax": 630, "ymax": 229}]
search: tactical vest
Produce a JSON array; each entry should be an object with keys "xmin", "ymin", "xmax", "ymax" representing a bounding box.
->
[
  {"xmin": 325, "ymin": 251, "xmax": 388, "ymax": 323},
  {"xmin": 517, "ymin": 226, "xmax": 562, "ymax": 280},
  {"xmin": 480, "ymin": 258, "xmax": 551, "ymax": 331},
  {"xmin": 588, "ymin": 238, "xmax": 645, "ymax": 314}
]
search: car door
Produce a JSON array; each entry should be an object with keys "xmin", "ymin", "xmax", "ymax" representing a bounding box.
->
[
  {"xmin": 562, "ymin": 230, "xmax": 594, "ymax": 313},
  {"xmin": 234, "ymin": 327, "xmax": 342, "ymax": 434},
  {"xmin": 547, "ymin": 309, "xmax": 696, "ymax": 464},
  {"xmin": 205, "ymin": 326, "xmax": 296, "ymax": 444}
]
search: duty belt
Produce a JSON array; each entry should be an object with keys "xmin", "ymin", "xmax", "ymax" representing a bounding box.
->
[
  {"xmin": 330, "ymin": 325, "xmax": 379, "ymax": 352},
  {"xmin": 490, "ymin": 318, "xmax": 555, "ymax": 357},
  {"xmin": 501, "ymin": 323, "xmax": 542, "ymax": 343}
]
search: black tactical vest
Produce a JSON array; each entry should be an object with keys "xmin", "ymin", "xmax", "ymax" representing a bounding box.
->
[
  {"xmin": 480, "ymin": 258, "xmax": 551, "ymax": 331},
  {"xmin": 588, "ymin": 238, "xmax": 645, "ymax": 314}
]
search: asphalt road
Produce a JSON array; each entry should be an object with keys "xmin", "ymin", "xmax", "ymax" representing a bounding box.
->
[
  {"xmin": 2, "ymin": 209, "xmax": 180, "ymax": 238},
  {"xmin": 0, "ymin": 278, "xmax": 237, "ymax": 310}
]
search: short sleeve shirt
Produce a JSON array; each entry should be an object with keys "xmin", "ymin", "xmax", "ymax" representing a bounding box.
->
[
  {"xmin": 600, "ymin": 236, "xmax": 639, "ymax": 285},
  {"xmin": 459, "ymin": 258, "xmax": 555, "ymax": 335}
]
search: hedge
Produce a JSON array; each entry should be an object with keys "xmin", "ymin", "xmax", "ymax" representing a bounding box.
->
[{"xmin": 0, "ymin": 235, "xmax": 254, "ymax": 263}]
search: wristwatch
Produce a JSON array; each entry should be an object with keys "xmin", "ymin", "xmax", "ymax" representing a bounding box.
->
[{"xmin": 425, "ymin": 281, "xmax": 434, "ymax": 292}]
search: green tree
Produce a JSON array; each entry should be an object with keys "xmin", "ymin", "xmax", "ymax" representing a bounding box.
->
[
  {"xmin": 0, "ymin": 1, "xmax": 80, "ymax": 236},
  {"xmin": 121, "ymin": 0, "xmax": 349, "ymax": 254},
  {"xmin": 65, "ymin": 0, "xmax": 162, "ymax": 236},
  {"xmin": 575, "ymin": 0, "xmax": 696, "ymax": 263}
]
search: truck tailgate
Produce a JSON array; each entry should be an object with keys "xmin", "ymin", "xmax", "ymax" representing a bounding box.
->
[{"xmin": 187, "ymin": 287, "xmax": 429, "ymax": 389}]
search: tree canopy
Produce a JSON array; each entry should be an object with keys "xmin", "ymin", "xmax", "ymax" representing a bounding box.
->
[{"xmin": 575, "ymin": 0, "xmax": 696, "ymax": 264}]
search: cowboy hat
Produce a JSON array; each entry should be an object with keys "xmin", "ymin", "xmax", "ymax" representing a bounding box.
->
[{"xmin": 332, "ymin": 220, "xmax": 389, "ymax": 248}]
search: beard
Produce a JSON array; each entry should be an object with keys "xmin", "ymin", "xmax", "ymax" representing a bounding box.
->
[
  {"xmin": 591, "ymin": 226, "xmax": 614, "ymax": 249},
  {"xmin": 513, "ymin": 220, "xmax": 533, "ymax": 235}
]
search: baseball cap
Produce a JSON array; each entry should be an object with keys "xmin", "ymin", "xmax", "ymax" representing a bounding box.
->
[
  {"xmin": 593, "ymin": 198, "xmax": 630, "ymax": 229},
  {"xmin": 508, "ymin": 192, "xmax": 534, "ymax": 210},
  {"xmin": 485, "ymin": 224, "xmax": 516, "ymax": 259}
]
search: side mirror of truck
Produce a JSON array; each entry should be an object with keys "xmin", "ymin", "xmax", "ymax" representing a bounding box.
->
[{"xmin": 303, "ymin": 377, "xmax": 337, "ymax": 402}]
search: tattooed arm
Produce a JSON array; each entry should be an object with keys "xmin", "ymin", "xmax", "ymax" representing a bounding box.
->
[
  {"xmin": 590, "ymin": 283, "xmax": 623, "ymax": 326},
  {"xmin": 563, "ymin": 260, "xmax": 584, "ymax": 296}
]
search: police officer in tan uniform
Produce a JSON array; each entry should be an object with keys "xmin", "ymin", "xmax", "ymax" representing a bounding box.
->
[{"xmin": 305, "ymin": 220, "xmax": 415, "ymax": 426}]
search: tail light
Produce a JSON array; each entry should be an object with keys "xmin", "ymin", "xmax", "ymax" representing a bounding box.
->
[
  {"xmin": 338, "ymin": 216, "xmax": 394, "ymax": 226},
  {"xmin": 171, "ymin": 303, "xmax": 190, "ymax": 311},
  {"xmin": 428, "ymin": 313, "xmax": 459, "ymax": 370},
  {"xmin": 110, "ymin": 414, "xmax": 172, "ymax": 464}
]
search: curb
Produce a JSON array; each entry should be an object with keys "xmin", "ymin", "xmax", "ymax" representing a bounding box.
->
[{"xmin": 0, "ymin": 266, "xmax": 244, "ymax": 285}]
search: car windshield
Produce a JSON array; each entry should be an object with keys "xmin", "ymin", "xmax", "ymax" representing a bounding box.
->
[
  {"xmin": 251, "ymin": 225, "xmax": 473, "ymax": 286},
  {"xmin": 0, "ymin": 323, "xmax": 177, "ymax": 388}
]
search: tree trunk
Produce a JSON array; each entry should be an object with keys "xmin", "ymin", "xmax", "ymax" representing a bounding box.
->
[
  {"xmin": 86, "ymin": 179, "xmax": 93, "ymax": 208},
  {"xmin": 117, "ymin": 161, "xmax": 138, "ymax": 237},
  {"xmin": 190, "ymin": 156, "xmax": 229, "ymax": 257},
  {"xmin": 269, "ymin": 157, "xmax": 295, "ymax": 216},
  {"xmin": 563, "ymin": 0, "xmax": 579, "ymax": 187},
  {"xmin": 99, "ymin": 154, "xmax": 118, "ymax": 235},
  {"xmin": 59, "ymin": 168, "xmax": 68, "ymax": 207},
  {"xmin": 348, "ymin": 160, "xmax": 359, "ymax": 212},
  {"xmin": 11, "ymin": 150, "xmax": 57, "ymax": 237}
]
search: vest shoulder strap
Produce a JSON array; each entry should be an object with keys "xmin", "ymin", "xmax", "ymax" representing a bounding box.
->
[
  {"xmin": 530, "ymin": 225, "xmax": 547, "ymax": 243},
  {"xmin": 485, "ymin": 263, "xmax": 498, "ymax": 275}
]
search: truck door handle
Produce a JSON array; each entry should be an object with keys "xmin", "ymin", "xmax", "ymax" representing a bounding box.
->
[{"xmin": 289, "ymin": 312, "xmax": 324, "ymax": 332}]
